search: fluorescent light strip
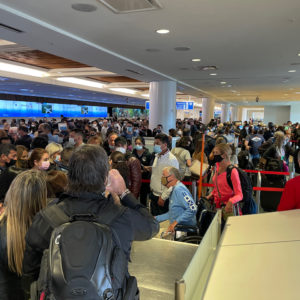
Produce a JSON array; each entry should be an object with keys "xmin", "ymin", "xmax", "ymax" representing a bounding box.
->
[
  {"xmin": 110, "ymin": 88, "xmax": 137, "ymax": 95},
  {"xmin": 57, "ymin": 77, "xmax": 105, "ymax": 89},
  {"xmin": 0, "ymin": 62, "xmax": 48, "ymax": 77}
]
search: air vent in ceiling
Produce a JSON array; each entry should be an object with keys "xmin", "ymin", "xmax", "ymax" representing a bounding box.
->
[
  {"xmin": 0, "ymin": 23, "xmax": 23, "ymax": 33},
  {"xmin": 97, "ymin": 0, "xmax": 163, "ymax": 14}
]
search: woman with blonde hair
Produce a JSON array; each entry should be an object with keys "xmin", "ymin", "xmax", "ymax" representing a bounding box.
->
[
  {"xmin": 207, "ymin": 143, "xmax": 243, "ymax": 215},
  {"xmin": 45, "ymin": 142, "xmax": 63, "ymax": 170},
  {"xmin": 0, "ymin": 169, "xmax": 47, "ymax": 299}
]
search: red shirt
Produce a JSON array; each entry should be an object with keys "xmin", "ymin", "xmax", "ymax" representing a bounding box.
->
[{"xmin": 277, "ymin": 176, "xmax": 300, "ymax": 211}]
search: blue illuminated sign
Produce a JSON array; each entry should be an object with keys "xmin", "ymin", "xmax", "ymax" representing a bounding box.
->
[
  {"xmin": 145, "ymin": 101, "xmax": 194, "ymax": 110},
  {"xmin": 0, "ymin": 100, "xmax": 107, "ymax": 118}
]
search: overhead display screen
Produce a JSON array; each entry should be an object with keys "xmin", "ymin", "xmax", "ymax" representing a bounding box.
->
[{"xmin": 0, "ymin": 100, "xmax": 107, "ymax": 118}]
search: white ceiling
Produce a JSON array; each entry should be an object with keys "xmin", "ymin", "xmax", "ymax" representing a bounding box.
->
[{"xmin": 1, "ymin": 0, "xmax": 300, "ymax": 104}]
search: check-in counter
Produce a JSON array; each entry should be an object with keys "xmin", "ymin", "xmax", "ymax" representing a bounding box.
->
[
  {"xmin": 129, "ymin": 239, "xmax": 197, "ymax": 299},
  {"xmin": 202, "ymin": 210, "xmax": 300, "ymax": 300}
]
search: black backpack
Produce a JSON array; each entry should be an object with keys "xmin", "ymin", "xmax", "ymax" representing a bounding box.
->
[
  {"xmin": 226, "ymin": 165, "xmax": 257, "ymax": 215},
  {"xmin": 30, "ymin": 203, "xmax": 139, "ymax": 300}
]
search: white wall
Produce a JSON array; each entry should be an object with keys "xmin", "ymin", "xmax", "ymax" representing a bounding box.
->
[
  {"xmin": 264, "ymin": 106, "xmax": 290, "ymax": 125},
  {"xmin": 290, "ymin": 103, "xmax": 300, "ymax": 123}
]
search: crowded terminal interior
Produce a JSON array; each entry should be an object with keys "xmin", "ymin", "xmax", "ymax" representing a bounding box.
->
[{"xmin": 0, "ymin": 1, "xmax": 299, "ymax": 299}]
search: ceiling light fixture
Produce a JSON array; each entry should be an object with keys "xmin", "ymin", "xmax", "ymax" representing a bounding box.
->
[
  {"xmin": 156, "ymin": 29, "xmax": 170, "ymax": 34},
  {"xmin": 192, "ymin": 58, "xmax": 201, "ymax": 62},
  {"xmin": 141, "ymin": 93, "xmax": 150, "ymax": 97},
  {"xmin": 220, "ymin": 81, "xmax": 226, "ymax": 84},
  {"xmin": 0, "ymin": 62, "xmax": 48, "ymax": 77},
  {"xmin": 288, "ymin": 70, "xmax": 296, "ymax": 73},
  {"xmin": 110, "ymin": 88, "xmax": 137, "ymax": 95},
  {"xmin": 209, "ymin": 73, "xmax": 217, "ymax": 76},
  {"xmin": 298, "ymin": 53, "xmax": 300, "ymax": 56},
  {"xmin": 227, "ymin": 84, "xmax": 232, "ymax": 87},
  {"xmin": 57, "ymin": 77, "xmax": 105, "ymax": 89}
]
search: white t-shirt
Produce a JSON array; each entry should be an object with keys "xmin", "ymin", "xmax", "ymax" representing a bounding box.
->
[
  {"xmin": 150, "ymin": 151, "xmax": 179, "ymax": 199},
  {"xmin": 171, "ymin": 147, "xmax": 191, "ymax": 177}
]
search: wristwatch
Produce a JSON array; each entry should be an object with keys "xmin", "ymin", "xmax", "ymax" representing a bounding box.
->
[{"xmin": 120, "ymin": 188, "xmax": 130, "ymax": 200}]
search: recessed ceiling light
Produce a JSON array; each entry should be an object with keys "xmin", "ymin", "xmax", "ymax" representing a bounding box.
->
[
  {"xmin": 110, "ymin": 88, "xmax": 137, "ymax": 95},
  {"xmin": 298, "ymin": 53, "xmax": 300, "ymax": 56},
  {"xmin": 156, "ymin": 29, "xmax": 170, "ymax": 34},
  {"xmin": 209, "ymin": 73, "xmax": 217, "ymax": 76},
  {"xmin": 202, "ymin": 66, "xmax": 217, "ymax": 71},
  {"xmin": 57, "ymin": 77, "xmax": 105, "ymax": 89},
  {"xmin": 192, "ymin": 58, "xmax": 201, "ymax": 62},
  {"xmin": 220, "ymin": 81, "xmax": 226, "ymax": 84},
  {"xmin": 71, "ymin": 3, "xmax": 97, "ymax": 12},
  {"xmin": 174, "ymin": 47, "xmax": 191, "ymax": 51},
  {"xmin": 227, "ymin": 84, "xmax": 232, "ymax": 87},
  {"xmin": 288, "ymin": 70, "xmax": 296, "ymax": 73},
  {"xmin": 0, "ymin": 62, "xmax": 48, "ymax": 77}
]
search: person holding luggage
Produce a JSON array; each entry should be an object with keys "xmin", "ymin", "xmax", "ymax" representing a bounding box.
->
[
  {"xmin": 0, "ymin": 170, "xmax": 47, "ymax": 300},
  {"xmin": 22, "ymin": 144, "xmax": 159, "ymax": 300},
  {"xmin": 207, "ymin": 143, "xmax": 243, "ymax": 215}
]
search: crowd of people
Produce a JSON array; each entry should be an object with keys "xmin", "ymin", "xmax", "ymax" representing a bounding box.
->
[{"xmin": 0, "ymin": 115, "xmax": 299, "ymax": 299}]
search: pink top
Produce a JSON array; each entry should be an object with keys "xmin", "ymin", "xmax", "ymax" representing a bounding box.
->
[{"xmin": 212, "ymin": 163, "xmax": 243, "ymax": 208}]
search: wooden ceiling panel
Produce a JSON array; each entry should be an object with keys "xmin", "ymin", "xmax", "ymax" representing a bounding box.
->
[
  {"xmin": 0, "ymin": 50, "xmax": 89, "ymax": 69},
  {"xmin": 89, "ymin": 75, "xmax": 140, "ymax": 83}
]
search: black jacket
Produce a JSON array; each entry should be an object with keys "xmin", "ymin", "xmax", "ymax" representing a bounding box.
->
[
  {"xmin": 22, "ymin": 191, "xmax": 159, "ymax": 296},
  {"xmin": 0, "ymin": 218, "xmax": 25, "ymax": 300}
]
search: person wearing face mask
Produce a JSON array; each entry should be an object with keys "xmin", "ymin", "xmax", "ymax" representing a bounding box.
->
[
  {"xmin": 103, "ymin": 132, "xmax": 119, "ymax": 156},
  {"xmin": 68, "ymin": 129, "xmax": 85, "ymax": 148},
  {"xmin": 156, "ymin": 167, "xmax": 197, "ymax": 233},
  {"xmin": 0, "ymin": 144, "xmax": 17, "ymax": 175},
  {"xmin": 29, "ymin": 148, "xmax": 50, "ymax": 171},
  {"xmin": 0, "ymin": 145, "xmax": 26, "ymax": 204},
  {"xmin": 122, "ymin": 122, "xmax": 134, "ymax": 141},
  {"xmin": 207, "ymin": 143, "xmax": 243, "ymax": 216},
  {"xmin": 45, "ymin": 142, "xmax": 63, "ymax": 171},
  {"xmin": 132, "ymin": 137, "xmax": 154, "ymax": 206},
  {"xmin": 114, "ymin": 137, "xmax": 142, "ymax": 199},
  {"xmin": 149, "ymin": 134, "xmax": 179, "ymax": 216}
]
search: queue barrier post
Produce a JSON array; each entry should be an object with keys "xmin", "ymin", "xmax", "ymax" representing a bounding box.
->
[
  {"xmin": 256, "ymin": 171, "xmax": 262, "ymax": 213},
  {"xmin": 192, "ymin": 180, "xmax": 197, "ymax": 202}
]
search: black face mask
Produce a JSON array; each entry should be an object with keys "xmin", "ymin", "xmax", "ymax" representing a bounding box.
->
[
  {"xmin": 6, "ymin": 159, "xmax": 16, "ymax": 168},
  {"xmin": 18, "ymin": 159, "xmax": 28, "ymax": 169},
  {"xmin": 212, "ymin": 154, "xmax": 223, "ymax": 165}
]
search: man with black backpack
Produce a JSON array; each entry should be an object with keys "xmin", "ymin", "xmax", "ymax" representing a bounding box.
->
[{"xmin": 22, "ymin": 144, "xmax": 159, "ymax": 300}]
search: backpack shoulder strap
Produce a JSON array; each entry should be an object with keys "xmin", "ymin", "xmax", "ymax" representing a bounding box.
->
[
  {"xmin": 40, "ymin": 204, "xmax": 70, "ymax": 229},
  {"xmin": 226, "ymin": 164, "xmax": 235, "ymax": 190},
  {"xmin": 95, "ymin": 204, "xmax": 126, "ymax": 226}
]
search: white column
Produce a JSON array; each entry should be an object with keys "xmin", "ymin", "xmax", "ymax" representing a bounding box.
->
[
  {"xmin": 149, "ymin": 81, "xmax": 176, "ymax": 132},
  {"xmin": 231, "ymin": 105, "xmax": 238, "ymax": 122},
  {"xmin": 202, "ymin": 98, "xmax": 215, "ymax": 124},
  {"xmin": 221, "ymin": 103, "xmax": 230, "ymax": 123}
]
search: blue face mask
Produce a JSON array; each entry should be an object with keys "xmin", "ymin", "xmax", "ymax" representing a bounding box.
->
[
  {"xmin": 135, "ymin": 145, "xmax": 143, "ymax": 151},
  {"xmin": 154, "ymin": 144, "xmax": 162, "ymax": 154}
]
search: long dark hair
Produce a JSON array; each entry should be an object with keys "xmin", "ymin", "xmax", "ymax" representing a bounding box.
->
[{"xmin": 110, "ymin": 151, "xmax": 130, "ymax": 188}]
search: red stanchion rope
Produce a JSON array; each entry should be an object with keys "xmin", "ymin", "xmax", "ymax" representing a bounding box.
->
[{"xmin": 141, "ymin": 168, "xmax": 289, "ymax": 192}]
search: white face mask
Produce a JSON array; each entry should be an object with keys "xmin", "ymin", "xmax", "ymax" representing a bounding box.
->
[
  {"xmin": 115, "ymin": 147, "xmax": 126, "ymax": 154},
  {"xmin": 69, "ymin": 137, "xmax": 75, "ymax": 145}
]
